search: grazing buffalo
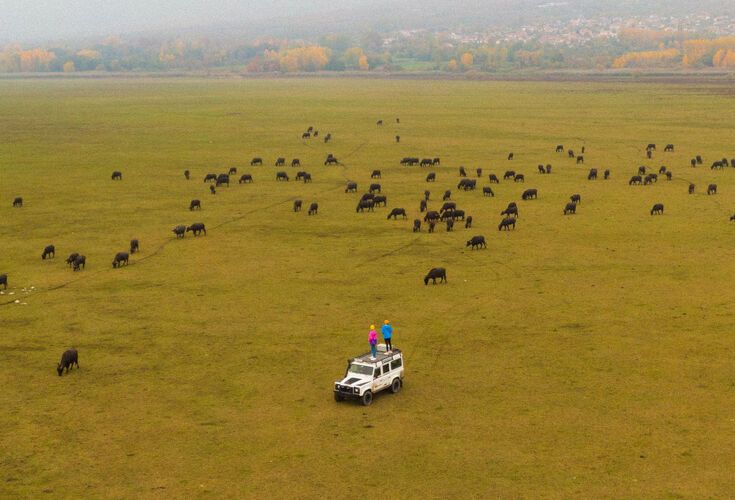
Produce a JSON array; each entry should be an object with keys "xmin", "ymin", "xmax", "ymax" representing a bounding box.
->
[
  {"xmin": 570, "ymin": 194, "xmax": 581, "ymax": 204},
  {"xmin": 228, "ymin": 167, "xmax": 237, "ymax": 176},
  {"xmin": 424, "ymin": 190, "xmax": 430, "ymax": 201},
  {"xmin": 514, "ymin": 174, "xmax": 525, "ymax": 183},
  {"xmin": 446, "ymin": 218, "xmax": 454, "ymax": 231},
  {"xmin": 731, "ymin": 215, "xmax": 735, "ymax": 221},
  {"xmin": 210, "ymin": 185, "xmax": 216, "ymax": 195},
  {"xmin": 401, "ymin": 157, "xmax": 419, "ymax": 166},
  {"xmin": 371, "ymin": 170, "xmax": 381, "ymax": 179},
  {"xmin": 433, "ymin": 158, "xmax": 441, "ymax": 165},
  {"xmin": 376, "ymin": 120, "xmax": 383, "ymax": 126},
  {"xmin": 604, "ymin": 169, "xmax": 610, "ymax": 180},
  {"xmin": 428, "ymin": 221, "xmax": 436, "ymax": 233},
  {"xmin": 442, "ymin": 190, "xmax": 451, "ymax": 201},
  {"xmin": 302, "ymin": 132, "xmax": 311, "ymax": 140},
  {"xmin": 488, "ymin": 174, "xmax": 499, "ymax": 183},
  {"xmin": 646, "ymin": 150, "xmax": 653, "ymax": 159},
  {"xmin": 483, "ymin": 187, "xmax": 494, "ymax": 197},
  {"xmin": 291, "ymin": 159, "xmax": 301, "ymax": 168},
  {"xmin": 424, "ymin": 211, "xmax": 440, "ymax": 223},
  {"xmin": 41, "ymin": 245, "xmax": 55, "ymax": 260},
  {"xmin": 239, "ymin": 174, "xmax": 253, "ymax": 184},
  {"xmin": 666, "ymin": 171, "xmax": 672, "ymax": 180},
  {"xmin": 361, "ymin": 193, "xmax": 375, "ymax": 202},
  {"xmin": 324, "ymin": 133, "xmax": 332, "ymax": 143},
  {"xmin": 691, "ymin": 158, "xmax": 697, "ymax": 168},
  {"xmin": 498, "ymin": 217, "xmax": 516, "ymax": 231},
  {"xmin": 501, "ymin": 206, "xmax": 518, "ymax": 218},
  {"xmin": 173, "ymin": 225, "xmax": 186, "ymax": 238},
  {"xmin": 204, "ymin": 173, "xmax": 217, "ymax": 182},
  {"xmin": 373, "ymin": 195, "xmax": 387, "ymax": 207},
  {"xmin": 711, "ymin": 161, "xmax": 724, "ymax": 170},
  {"xmin": 251, "ymin": 157, "xmax": 263, "ymax": 166},
  {"xmin": 538, "ymin": 165, "xmax": 546, "ymax": 174},
  {"xmin": 503, "ymin": 171, "xmax": 515, "ymax": 180},
  {"xmin": 458, "ymin": 179, "xmax": 476, "ymax": 191},
  {"xmin": 57, "ymin": 349, "xmax": 79, "ymax": 376},
  {"xmin": 568, "ymin": 149, "xmax": 575, "ymax": 158},
  {"xmin": 420, "ymin": 200, "xmax": 427, "ymax": 212},
  {"xmin": 308, "ymin": 203, "xmax": 318, "ymax": 215},
  {"xmin": 345, "ymin": 182, "xmax": 358, "ymax": 193},
  {"xmin": 184, "ymin": 170, "xmax": 190, "ymax": 180},
  {"xmin": 459, "ymin": 167, "xmax": 467, "ymax": 177},
  {"xmin": 650, "ymin": 203, "xmax": 664, "ymax": 215},
  {"xmin": 563, "ymin": 202, "xmax": 577, "ymax": 215},
  {"xmin": 629, "ymin": 175, "xmax": 643, "ymax": 185},
  {"xmin": 295, "ymin": 171, "xmax": 306, "ymax": 181},
  {"xmin": 440, "ymin": 202, "xmax": 456, "ymax": 213},
  {"xmin": 413, "ymin": 219, "xmax": 421, "ymax": 232},
  {"xmin": 507, "ymin": 153, "xmax": 514, "ymax": 160},
  {"xmin": 424, "ymin": 268, "xmax": 447, "ymax": 285},
  {"xmin": 465, "ymin": 216, "xmax": 473, "ymax": 229},
  {"xmin": 546, "ymin": 164, "xmax": 552, "ymax": 174},
  {"xmin": 396, "ymin": 135, "xmax": 400, "ymax": 143},
  {"xmin": 426, "ymin": 173, "xmax": 436, "ymax": 182},
  {"xmin": 556, "ymin": 145, "xmax": 564, "ymax": 153},
  {"xmin": 294, "ymin": 200, "xmax": 303, "ymax": 212},
  {"xmin": 356, "ymin": 200, "xmax": 375, "ymax": 213},
  {"xmin": 12, "ymin": 197, "xmax": 23, "ymax": 207},
  {"xmin": 216, "ymin": 174, "xmax": 230, "ymax": 187},
  {"xmin": 190, "ymin": 199, "xmax": 201, "ymax": 210},
  {"xmin": 66, "ymin": 253, "xmax": 79, "ymax": 267},
  {"xmin": 708, "ymin": 184, "xmax": 717, "ymax": 195},
  {"xmin": 576, "ymin": 155, "xmax": 584, "ymax": 164},
  {"xmin": 276, "ymin": 172, "xmax": 289, "ymax": 182},
  {"xmin": 696, "ymin": 155, "xmax": 703, "ymax": 164},
  {"xmin": 659, "ymin": 166, "xmax": 667, "ymax": 174},
  {"xmin": 369, "ymin": 183, "xmax": 381, "ymax": 194},
  {"xmin": 688, "ymin": 184, "xmax": 695, "ymax": 195},
  {"xmin": 130, "ymin": 239, "xmax": 139, "ymax": 254},
  {"xmin": 324, "ymin": 155, "xmax": 339, "ymax": 166},
  {"xmin": 0, "ymin": 273, "xmax": 6, "ymax": 289},
  {"xmin": 275, "ymin": 158, "xmax": 286, "ymax": 166},
  {"xmin": 302, "ymin": 173, "xmax": 313, "ymax": 183},
  {"xmin": 521, "ymin": 189, "xmax": 538, "ymax": 200},
  {"xmin": 112, "ymin": 252, "xmax": 129, "ymax": 268},
  {"xmin": 186, "ymin": 223, "xmax": 206, "ymax": 236},
  {"xmin": 420, "ymin": 159, "xmax": 433, "ymax": 167},
  {"xmin": 638, "ymin": 166, "xmax": 647, "ymax": 176},
  {"xmin": 452, "ymin": 209, "xmax": 465, "ymax": 221},
  {"xmin": 588, "ymin": 168, "xmax": 597, "ymax": 180},
  {"xmin": 466, "ymin": 236, "xmax": 487, "ymax": 249},
  {"xmin": 476, "ymin": 168, "xmax": 483, "ymax": 177},
  {"xmin": 111, "ymin": 171, "xmax": 122, "ymax": 180},
  {"xmin": 440, "ymin": 210, "xmax": 454, "ymax": 222},
  {"xmin": 72, "ymin": 255, "xmax": 86, "ymax": 271}
]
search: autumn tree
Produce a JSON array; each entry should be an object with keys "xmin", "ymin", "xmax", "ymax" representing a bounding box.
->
[{"xmin": 460, "ymin": 52, "xmax": 474, "ymax": 68}]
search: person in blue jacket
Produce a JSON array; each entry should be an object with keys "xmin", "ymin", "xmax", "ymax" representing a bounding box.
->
[{"xmin": 381, "ymin": 320, "xmax": 393, "ymax": 352}]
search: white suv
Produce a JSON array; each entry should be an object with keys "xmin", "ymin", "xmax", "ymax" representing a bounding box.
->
[{"xmin": 334, "ymin": 345, "xmax": 404, "ymax": 406}]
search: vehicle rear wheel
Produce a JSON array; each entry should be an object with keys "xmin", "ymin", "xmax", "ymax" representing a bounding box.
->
[
  {"xmin": 361, "ymin": 390, "xmax": 373, "ymax": 406},
  {"xmin": 391, "ymin": 378, "xmax": 402, "ymax": 394},
  {"xmin": 334, "ymin": 392, "xmax": 344, "ymax": 402}
]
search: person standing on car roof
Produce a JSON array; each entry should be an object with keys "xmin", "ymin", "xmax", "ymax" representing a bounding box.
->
[
  {"xmin": 369, "ymin": 325, "xmax": 378, "ymax": 359},
  {"xmin": 382, "ymin": 320, "xmax": 393, "ymax": 352}
]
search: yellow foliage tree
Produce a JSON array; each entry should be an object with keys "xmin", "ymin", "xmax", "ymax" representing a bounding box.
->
[
  {"xmin": 460, "ymin": 52, "xmax": 474, "ymax": 68},
  {"xmin": 76, "ymin": 49, "xmax": 100, "ymax": 59},
  {"xmin": 19, "ymin": 48, "xmax": 55, "ymax": 72},
  {"xmin": 278, "ymin": 46, "xmax": 330, "ymax": 72},
  {"xmin": 612, "ymin": 48, "xmax": 680, "ymax": 68},
  {"xmin": 358, "ymin": 54, "xmax": 369, "ymax": 70},
  {"xmin": 63, "ymin": 61, "xmax": 75, "ymax": 72},
  {"xmin": 447, "ymin": 59, "xmax": 458, "ymax": 71}
]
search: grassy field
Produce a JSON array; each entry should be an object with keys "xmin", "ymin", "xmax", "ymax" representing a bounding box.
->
[{"xmin": 1, "ymin": 78, "xmax": 734, "ymax": 498}]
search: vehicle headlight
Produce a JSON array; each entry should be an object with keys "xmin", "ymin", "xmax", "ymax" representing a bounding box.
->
[{"xmin": 354, "ymin": 387, "xmax": 359, "ymax": 393}]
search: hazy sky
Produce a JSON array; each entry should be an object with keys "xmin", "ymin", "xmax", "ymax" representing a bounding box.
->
[{"xmin": 0, "ymin": 0, "xmax": 373, "ymax": 42}]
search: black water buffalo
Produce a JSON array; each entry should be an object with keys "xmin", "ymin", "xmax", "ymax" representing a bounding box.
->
[
  {"xmin": 514, "ymin": 174, "xmax": 525, "ymax": 183},
  {"xmin": 433, "ymin": 158, "xmax": 441, "ymax": 165},
  {"xmin": 420, "ymin": 200, "xmax": 427, "ymax": 212},
  {"xmin": 538, "ymin": 165, "xmax": 546, "ymax": 174},
  {"xmin": 324, "ymin": 133, "xmax": 331, "ymax": 143},
  {"xmin": 507, "ymin": 153, "xmax": 514, "ymax": 160},
  {"xmin": 644, "ymin": 174, "xmax": 658, "ymax": 185},
  {"xmin": 371, "ymin": 170, "xmax": 381, "ymax": 179},
  {"xmin": 302, "ymin": 173, "xmax": 313, "ymax": 183},
  {"xmin": 498, "ymin": 217, "xmax": 516, "ymax": 231},
  {"xmin": 666, "ymin": 172, "xmax": 672, "ymax": 180},
  {"xmin": 646, "ymin": 150, "xmax": 653, "ymax": 159},
  {"xmin": 576, "ymin": 156, "xmax": 585, "ymax": 164},
  {"xmin": 501, "ymin": 205, "xmax": 518, "ymax": 218},
  {"xmin": 376, "ymin": 120, "xmax": 383, "ymax": 126},
  {"xmin": 459, "ymin": 167, "xmax": 467, "ymax": 177},
  {"xmin": 588, "ymin": 168, "xmax": 597, "ymax": 180},
  {"xmin": 483, "ymin": 187, "xmax": 494, "ymax": 197},
  {"xmin": 275, "ymin": 158, "xmax": 286, "ymax": 166},
  {"xmin": 173, "ymin": 225, "xmax": 186, "ymax": 238},
  {"xmin": 691, "ymin": 158, "xmax": 697, "ymax": 168},
  {"xmin": 424, "ymin": 190, "xmax": 430, "ymax": 201},
  {"xmin": 696, "ymin": 155, "xmax": 703, "ymax": 164},
  {"xmin": 465, "ymin": 216, "xmax": 473, "ymax": 229},
  {"xmin": 604, "ymin": 169, "xmax": 610, "ymax": 180},
  {"xmin": 563, "ymin": 202, "xmax": 577, "ymax": 215},
  {"xmin": 65, "ymin": 253, "xmax": 79, "ymax": 267},
  {"xmin": 216, "ymin": 174, "xmax": 230, "ymax": 187},
  {"xmin": 413, "ymin": 219, "xmax": 421, "ymax": 232},
  {"xmin": 228, "ymin": 167, "xmax": 237, "ymax": 176},
  {"xmin": 688, "ymin": 184, "xmax": 695, "ymax": 194},
  {"xmin": 302, "ymin": 132, "xmax": 311, "ymax": 139},
  {"xmin": 130, "ymin": 239, "xmax": 140, "ymax": 254},
  {"xmin": 251, "ymin": 157, "xmax": 263, "ymax": 166},
  {"xmin": 424, "ymin": 211, "xmax": 440, "ymax": 223},
  {"xmin": 708, "ymin": 184, "xmax": 717, "ymax": 195},
  {"xmin": 295, "ymin": 171, "xmax": 307, "ymax": 181},
  {"xmin": 12, "ymin": 197, "xmax": 23, "ymax": 207},
  {"xmin": 451, "ymin": 209, "xmax": 465, "ymax": 221},
  {"xmin": 239, "ymin": 174, "xmax": 253, "ymax": 183},
  {"xmin": 41, "ymin": 245, "xmax": 55, "ymax": 260},
  {"xmin": 186, "ymin": 223, "xmax": 206, "ymax": 236},
  {"xmin": 361, "ymin": 193, "xmax": 375, "ymax": 203},
  {"xmin": 111, "ymin": 171, "xmax": 122, "ymax": 180},
  {"xmin": 488, "ymin": 174, "xmax": 499, "ymax": 183},
  {"xmin": 442, "ymin": 190, "xmax": 451, "ymax": 201},
  {"xmin": 396, "ymin": 135, "xmax": 400, "ymax": 143},
  {"xmin": 646, "ymin": 143, "xmax": 656, "ymax": 151},
  {"xmin": 72, "ymin": 255, "xmax": 86, "ymax": 271},
  {"xmin": 546, "ymin": 164, "xmax": 552, "ymax": 174},
  {"xmin": 400, "ymin": 157, "xmax": 419, "ymax": 166},
  {"xmin": 458, "ymin": 179, "xmax": 476, "ymax": 191},
  {"xmin": 446, "ymin": 218, "xmax": 454, "ymax": 231},
  {"xmin": 308, "ymin": 203, "xmax": 318, "ymax": 215},
  {"xmin": 204, "ymin": 173, "xmax": 217, "ymax": 182},
  {"xmin": 57, "ymin": 349, "xmax": 79, "ymax": 376},
  {"xmin": 440, "ymin": 210, "xmax": 454, "ymax": 222},
  {"xmin": 276, "ymin": 171, "xmax": 289, "ymax": 181},
  {"xmin": 387, "ymin": 208, "xmax": 407, "ymax": 220},
  {"xmin": 369, "ymin": 183, "xmax": 381, "ymax": 194},
  {"xmin": 184, "ymin": 170, "xmax": 190, "ymax": 180},
  {"xmin": 291, "ymin": 159, "xmax": 301, "ymax": 168},
  {"xmin": 629, "ymin": 175, "xmax": 643, "ymax": 185},
  {"xmin": 568, "ymin": 149, "xmax": 575, "ymax": 158},
  {"xmin": 0, "ymin": 273, "xmax": 6, "ymax": 289},
  {"xmin": 190, "ymin": 199, "xmax": 201, "ymax": 210},
  {"xmin": 373, "ymin": 195, "xmax": 387, "ymax": 207},
  {"xmin": 650, "ymin": 203, "xmax": 664, "ymax": 215},
  {"xmin": 420, "ymin": 159, "xmax": 433, "ymax": 167},
  {"xmin": 476, "ymin": 168, "xmax": 483, "ymax": 177},
  {"xmin": 638, "ymin": 166, "xmax": 647, "ymax": 176},
  {"xmin": 324, "ymin": 155, "xmax": 339, "ymax": 166},
  {"xmin": 345, "ymin": 182, "xmax": 358, "ymax": 193},
  {"xmin": 440, "ymin": 202, "xmax": 456, "ymax": 213},
  {"xmin": 428, "ymin": 221, "xmax": 436, "ymax": 233},
  {"xmin": 503, "ymin": 171, "xmax": 515, "ymax": 180},
  {"xmin": 521, "ymin": 189, "xmax": 537, "ymax": 200},
  {"xmin": 356, "ymin": 200, "xmax": 375, "ymax": 212},
  {"xmin": 556, "ymin": 145, "xmax": 564, "ymax": 153},
  {"xmin": 711, "ymin": 161, "xmax": 724, "ymax": 170},
  {"xmin": 658, "ymin": 166, "xmax": 667, "ymax": 174},
  {"xmin": 466, "ymin": 236, "xmax": 486, "ymax": 249},
  {"xmin": 424, "ymin": 267, "xmax": 447, "ymax": 285},
  {"xmin": 293, "ymin": 200, "xmax": 303, "ymax": 212},
  {"xmin": 210, "ymin": 185, "xmax": 216, "ymax": 195},
  {"xmin": 112, "ymin": 252, "xmax": 129, "ymax": 268},
  {"xmin": 426, "ymin": 172, "xmax": 436, "ymax": 182},
  {"xmin": 731, "ymin": 214, "xmax": 735, "ymax": 221}
]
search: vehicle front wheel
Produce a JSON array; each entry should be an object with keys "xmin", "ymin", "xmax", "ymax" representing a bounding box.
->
[
  {"xmin": 361, "ymin": 390, "xmax": 373, "ymax": 406},
  {"xmin": 391, "ymin": 378, "xmax": 402, "ymax": 394},
  {"xmin": 334, "ymin": 392, "xmax": 344, "ymax": 402}
]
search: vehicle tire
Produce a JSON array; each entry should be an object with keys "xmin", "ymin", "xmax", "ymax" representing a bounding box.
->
[
  {"xmin": 391, "ymin": 378, "xmax": 402, "ymax": 394},
  {"xmin": 361, "ymin": 390, "xmax": 373, "ymax": 406},
  {"xmin": 334, "ymin": 393, "xmax": 344, "ymax": 402}
]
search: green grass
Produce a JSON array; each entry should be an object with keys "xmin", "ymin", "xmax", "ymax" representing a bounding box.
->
[{"xmin": 1, "ymin": 78, "xmax": 734, "ymax": 497}]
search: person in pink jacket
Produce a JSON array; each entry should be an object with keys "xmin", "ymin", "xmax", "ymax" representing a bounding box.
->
[{"xmin": 368, "ymin": 325, "xmax": 378, "ymax": 359}]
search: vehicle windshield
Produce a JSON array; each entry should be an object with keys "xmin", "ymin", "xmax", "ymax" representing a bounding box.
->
[{"xmin": 348, "ymin": 363, "xmax": 373, "ymax": 376}]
